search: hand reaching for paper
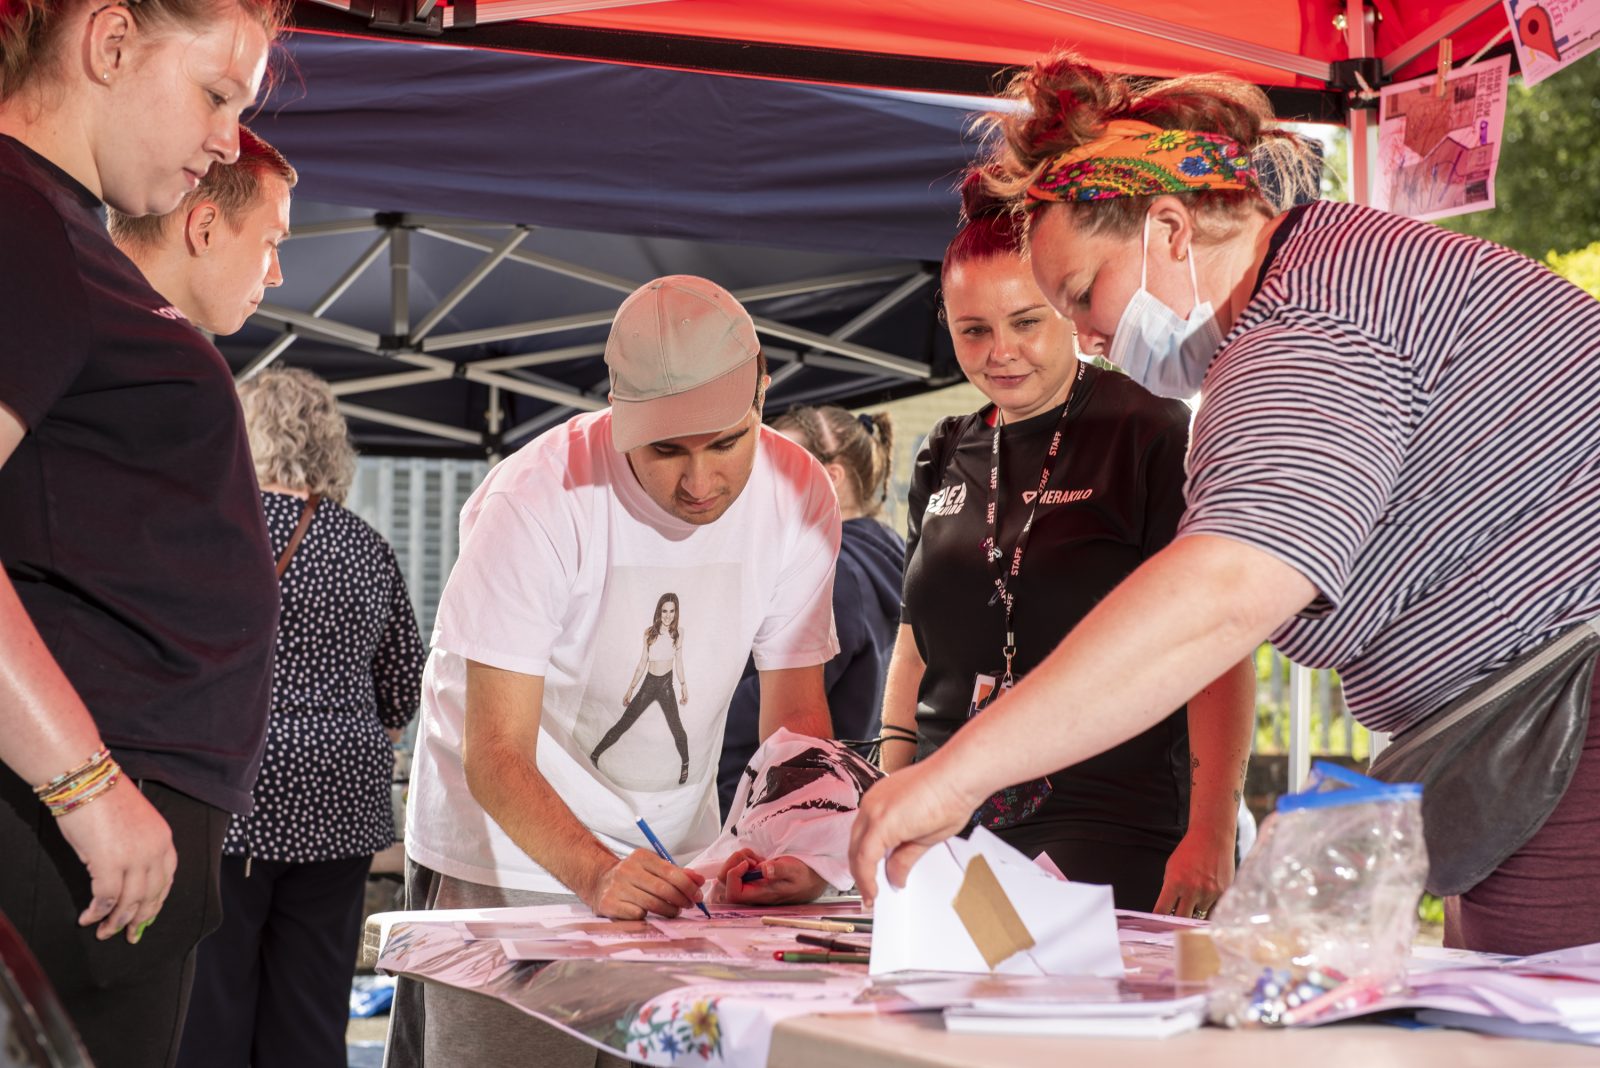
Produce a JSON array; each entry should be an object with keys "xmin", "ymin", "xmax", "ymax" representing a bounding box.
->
[
  {"xmin": 587, "ymin": 848, "xmax": 706, "ymax": 920},
  {"xmin": 848, "ymin": 758, "xmax": 977, "ymax": 906},
  {"xmin": 709, "ymin": 848, "xmax": 827, "ymax": 905},
  {"xmin": 689, "ymin": 729, "xmax": 886, "ymax": 897}
]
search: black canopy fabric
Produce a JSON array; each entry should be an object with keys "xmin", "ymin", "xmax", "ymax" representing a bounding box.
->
[
  {"xmin": 260, "ymin": 36, "xmax": 990, "ymax": 259},
  {"xmin": 226, "ymin": 34, "xmax": 991, "ymax": 453}
]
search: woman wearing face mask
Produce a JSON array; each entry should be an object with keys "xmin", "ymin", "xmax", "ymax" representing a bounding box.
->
[
  {"xmin": 875, "ymin": 173, "xmax": 1255, "ymax": 915},
  {"xmin": 0, "ymin": 0, "xmax": 284, "ymax": 1063},
  {"xmin": 851, "ymin": 54, "xmax": 1600, "ymax": 958}
]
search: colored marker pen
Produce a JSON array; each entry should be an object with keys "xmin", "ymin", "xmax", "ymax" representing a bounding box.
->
[{"xmin": 635, "ymin": 817, "xmax": 711, "ymax": 919}]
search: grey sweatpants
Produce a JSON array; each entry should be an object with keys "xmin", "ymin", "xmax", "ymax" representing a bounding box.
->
[{"xmin": 382, "ymin": 858, "xmax": 633, "ymax": 1068}]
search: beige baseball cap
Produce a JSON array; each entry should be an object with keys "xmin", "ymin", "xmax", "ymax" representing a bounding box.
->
[{"xmin": 605, "ymin": 275, "xmax": 761, "ymax": 453}]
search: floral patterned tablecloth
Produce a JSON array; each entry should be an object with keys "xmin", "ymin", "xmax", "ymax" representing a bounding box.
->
[{"xmin": 377, "ymin": 918, "xmax": 881, "ymax": 1067}]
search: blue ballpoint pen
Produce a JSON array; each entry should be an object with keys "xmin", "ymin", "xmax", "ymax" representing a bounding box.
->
[{"xmin": 635, "ymin": 817, "xmax": 712, "ymax": 919}]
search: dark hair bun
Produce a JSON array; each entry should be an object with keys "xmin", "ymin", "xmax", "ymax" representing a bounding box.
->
[{"xmin": 958, "ymin": 169, "xmax": 1010, "ymax": 224}]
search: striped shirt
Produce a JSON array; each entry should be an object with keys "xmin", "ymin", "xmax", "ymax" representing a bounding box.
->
[{"xmin": 1178, "ymin": 200, "xmax": 1600, "ymax": 734}]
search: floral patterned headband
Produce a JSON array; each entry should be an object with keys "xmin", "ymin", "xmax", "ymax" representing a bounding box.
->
[{"xmin": 1025, "ymin": 119, "xmax": 1260, "ymax": 204}]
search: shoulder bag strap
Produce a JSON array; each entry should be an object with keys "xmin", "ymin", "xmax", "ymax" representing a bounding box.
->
[
  {"xmin": 275, "ymin": 494, "xmax": 322, "ymax": 580},
  {"xmin": 1380, "ymin": 614, "xmax": 1600, "ymax": 761}
]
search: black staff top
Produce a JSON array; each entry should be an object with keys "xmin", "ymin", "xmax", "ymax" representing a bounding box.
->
[
  {"xmin": 902, "ymin": 363, "xmax": 1194, "ymax": 854},
  {"xmin": 0, "ymin": 134, "xmax": 279, "ymax": 815}
]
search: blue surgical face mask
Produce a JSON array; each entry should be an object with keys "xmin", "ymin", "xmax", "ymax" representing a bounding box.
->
[{"xmin": 1105, "ymin": 215, "xmax": 1224, "ymax": 398}]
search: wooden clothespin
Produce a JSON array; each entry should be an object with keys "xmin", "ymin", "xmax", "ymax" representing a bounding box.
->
[{"xmin": 1435, "ymin": 38, "xmax": 1453, "ymax": 96}]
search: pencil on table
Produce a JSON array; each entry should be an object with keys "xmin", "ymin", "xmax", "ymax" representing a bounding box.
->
[
  {"xmin": 773, "ymin": 951, "xmax": 871, "ymax": 964},
  {"xmin": 760, "ymin": 917, "xmax": 857, "ymax": 933},
  {"xmin": 794, "ymin": 933, "xmax": 871, "ymax": 953}
]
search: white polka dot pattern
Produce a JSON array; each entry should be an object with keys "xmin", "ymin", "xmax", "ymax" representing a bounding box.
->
[{"xmin": 224, "ymin": 492, "xmax": 426, "ymax": 862}]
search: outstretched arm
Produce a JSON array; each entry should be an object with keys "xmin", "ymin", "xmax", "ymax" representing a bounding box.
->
[
  {"xmin": 878, "ymin": 624, "xmax": 923, "ymax": 773},
  {"xmin": 675, "ymin": 633, "xmax": 687, "ymax": 703},
  {"xmin": 759, "ymin": 664, "xmax": 832, "ymax": 743},
  {"xmin": 716, "ymin": 664, "xmax": 834, "ymax": 906},
  {"xmin": 849, "ymin": 534, "xmax": 1315, "ymax": 902}
]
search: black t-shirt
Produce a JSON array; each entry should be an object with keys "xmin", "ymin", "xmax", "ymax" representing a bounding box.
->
[
  {"xmin": 903, "ymin": 364, "xmax": 1192, "ymax": 852},
  {"xmin": 0, "ymin": 135, "xmax": 279, "ymax": 815}
]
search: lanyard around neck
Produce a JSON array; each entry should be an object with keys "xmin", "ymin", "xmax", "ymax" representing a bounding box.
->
[{"xmin": 981, "ymin": 362, "xmax": 1084, "ymax": 684}]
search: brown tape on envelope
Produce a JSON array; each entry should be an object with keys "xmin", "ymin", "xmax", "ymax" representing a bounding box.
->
[{"xmin": 951, "ymin": 854, "xmax": 1036, "ymax": 969}]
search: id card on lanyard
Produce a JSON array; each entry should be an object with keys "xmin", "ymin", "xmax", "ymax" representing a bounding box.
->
[{"xmin": 966, "ymin": 364, "xmax": 1084, "ymax": 831}]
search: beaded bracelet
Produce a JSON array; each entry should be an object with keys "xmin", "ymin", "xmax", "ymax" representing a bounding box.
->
[
  {"xmin": 34, "ymin": 747, "xmax": 123, "ymax": 818},
  {"xmin": 48, "ymin": 763, "xmax": 120, "ymax": 817}
]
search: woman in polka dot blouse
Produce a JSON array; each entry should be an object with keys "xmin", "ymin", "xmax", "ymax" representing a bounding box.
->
[{"xmin": 176, "ymin": 367, "xmax": 426, "ymax": 1068}]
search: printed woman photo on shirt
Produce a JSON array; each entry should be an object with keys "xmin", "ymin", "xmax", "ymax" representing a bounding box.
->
[{"xmin": 591, "ymin": 592, "xmax": 692, "ymax": 783}]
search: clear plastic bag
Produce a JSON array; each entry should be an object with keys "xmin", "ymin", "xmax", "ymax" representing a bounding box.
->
[{"xmin": 1207, "ymin": 762, "xmax": 1426, "ymax": 1027}]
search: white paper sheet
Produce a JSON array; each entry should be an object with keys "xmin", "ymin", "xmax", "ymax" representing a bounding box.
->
[
  {"xmin": 1416, "ymin": 1009, "xmax": 1600, "ymax": 1044},
  {"xmin": 1374, "ymin": 56, "xmax": 1510, "ymax": 222},
  {"xmin": 868, "ymin": 828, "xmax": 1122, "ymax": 978},
  {"xmin": 1504, "ymin": 0, "xmax": 1600, "ymax": 85},
  {"xmin": 942, "ymin": 1007, "xmax": 1204, "ymax": 1038}
]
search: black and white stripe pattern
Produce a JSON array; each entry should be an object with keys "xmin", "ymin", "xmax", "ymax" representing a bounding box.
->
[{"xmin": 1178, "ymin": 200, "xmax": 1600, "ymax": 733}]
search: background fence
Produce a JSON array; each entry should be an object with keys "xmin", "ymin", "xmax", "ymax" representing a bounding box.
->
[{"xmin": 346, "ymin": 456, "xmax": 492, "ymax": 640}]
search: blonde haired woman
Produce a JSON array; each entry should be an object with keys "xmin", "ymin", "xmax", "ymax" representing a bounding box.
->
[{"xmin": 177, "ymin": 368, "xmax": 425, "ymax": 1068}]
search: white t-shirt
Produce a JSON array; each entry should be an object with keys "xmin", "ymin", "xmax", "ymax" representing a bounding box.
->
[{"xmin": 406, "ymin": 409, "xmax": 842, "ymax": 892}]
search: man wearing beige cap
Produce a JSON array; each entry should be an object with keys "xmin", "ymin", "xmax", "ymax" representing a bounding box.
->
[{"xmin": 388, "ymin": 276, "xmax": 842, "ymax": 1068}]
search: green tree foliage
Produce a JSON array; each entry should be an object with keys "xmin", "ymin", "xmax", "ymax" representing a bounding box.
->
[
  {"xmin": 1547, "ymin": 241, "xmax": 1600, "ymax": 297},
  {"xmin": 1317, "ymin": 126, "xmax": 1350, "ymax": 204},
  {"xmin": 1440, "ymin": 58, "xmax": 1600, "ymax": 258}
]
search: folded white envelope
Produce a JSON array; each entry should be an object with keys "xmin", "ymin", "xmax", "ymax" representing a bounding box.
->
[{"xmin": 870, "ymin": 826, "xmax": 1123, "ymax": 978}]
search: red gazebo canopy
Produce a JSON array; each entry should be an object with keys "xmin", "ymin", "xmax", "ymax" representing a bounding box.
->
[{"xmin": 292, "ymin": 0, "xmax": 1517, "ymax": 120}]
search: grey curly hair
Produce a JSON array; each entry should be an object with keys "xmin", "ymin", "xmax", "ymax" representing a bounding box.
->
[{"xmin": 237, "ymin": 367, "xmax": 356, "ymax": 503}]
